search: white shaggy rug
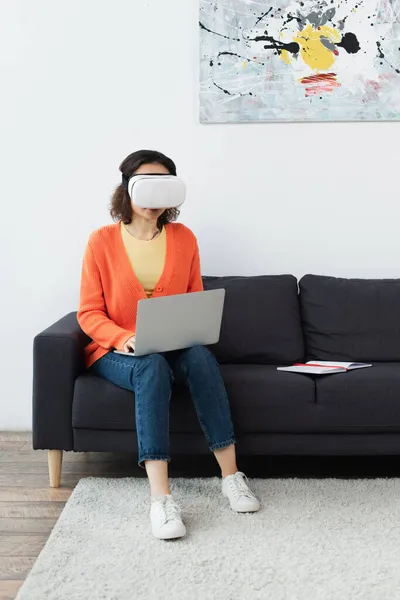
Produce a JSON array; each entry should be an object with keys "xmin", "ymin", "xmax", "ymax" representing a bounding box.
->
[{"xmin": 16, "ymin": 477, "xmax": 400, "ymax": 600}]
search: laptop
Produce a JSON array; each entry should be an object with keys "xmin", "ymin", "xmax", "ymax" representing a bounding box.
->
[{"xmin": 114, "ymin": 289, "xmax": 225, "ymax": 357}]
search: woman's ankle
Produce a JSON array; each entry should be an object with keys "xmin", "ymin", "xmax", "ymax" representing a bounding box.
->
[
  {"xmin": 221, "ymin": 468, "xmax": 238, "ymax": 479},
  {"xmin": 145, "ymin": 460, "xmax": 170, "ymax": 497},
  {"xmin": 150, "ymin": 487, "xmax": 171, "ymax": 497}
]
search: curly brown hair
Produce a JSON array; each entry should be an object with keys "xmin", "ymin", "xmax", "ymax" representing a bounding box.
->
[{"xmin": 110, "ymin": 150, "xmax": 180, "ymax": 226}]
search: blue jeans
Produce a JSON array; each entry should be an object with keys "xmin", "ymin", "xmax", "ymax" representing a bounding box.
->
[{"xmin": 90, "ymin": 345, "xmax": 236, "ymax": 466}]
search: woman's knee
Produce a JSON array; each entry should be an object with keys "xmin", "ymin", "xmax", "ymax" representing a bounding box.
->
[
  {"xmin": 91, "ymin": 354, "xmax": 136, "ymax": 392},
  {"xmin": 136, "ymin": 353, "xmax": 173, "ymax": 381},
  {"xmin": 181, "ymin": 345, "xmax": 217, "ymax": 367}
]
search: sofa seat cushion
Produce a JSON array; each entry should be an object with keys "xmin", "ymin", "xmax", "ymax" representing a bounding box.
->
[
  {"xmin": 315, "ymin": 364, "xmax": 400, "ymax": 431},
  {"xmin": 72, "ymin": 366, "xmax": 317, "ymax": 434},
  {"xmin": 220, "ymin": 365, "xmax": 317, "ymax": 433},
  {"xmin": 73, "ymin": 374, "xmax": 197, "ymax": 433}
]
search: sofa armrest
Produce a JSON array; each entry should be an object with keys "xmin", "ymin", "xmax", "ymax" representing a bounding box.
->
[{"xmin": 33, "ymin": 312, "xmax": 90, "ymax": 451}]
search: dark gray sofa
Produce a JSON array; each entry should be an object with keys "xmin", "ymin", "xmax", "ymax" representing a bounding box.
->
[{"xmin": 33, "ymin": 274, "xmax": 400, "ymax": 486}]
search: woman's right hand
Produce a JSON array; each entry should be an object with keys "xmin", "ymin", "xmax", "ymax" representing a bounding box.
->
[{"xmin": 123, "ymin": 336, "xmax": 136, "ymax": 353}]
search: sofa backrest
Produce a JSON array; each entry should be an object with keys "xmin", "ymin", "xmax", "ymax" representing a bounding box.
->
[
  {"xmin": 203, "ymin": 275, "xmax": 304, "ymax": 364},
  {"xmin": 300, "ymin": 274, "xmax": 400, "ymax": 361}
]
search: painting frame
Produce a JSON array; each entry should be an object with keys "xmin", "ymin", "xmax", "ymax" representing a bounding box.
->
[{"xmin": 199, "ymin": 0, "xmax": 400, "ymax": 123}]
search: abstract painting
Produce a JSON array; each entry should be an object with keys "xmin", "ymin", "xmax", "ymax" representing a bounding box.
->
[{"xmin": 199, "ymin": 0, "xmax": 400, "ymax": 121}]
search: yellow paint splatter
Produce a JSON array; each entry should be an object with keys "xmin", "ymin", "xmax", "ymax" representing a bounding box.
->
[
  {"xmin": 279, "ymin": 24, "xmax": 341, "ymax": 71},
  {"xmin": 293, "ymin": 24, "xmax": 341, "ymax": 70},
  {"xmin": 242, "ymin": 60, "xmax": 247, "ymax": 68},
  {"xmin": 280, "ymin": 50, "xmax": 291, "ymax": 64}
]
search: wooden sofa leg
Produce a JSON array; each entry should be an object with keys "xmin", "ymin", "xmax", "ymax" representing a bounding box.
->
[{"xmin": 48, "ymin": 450, "xmax": 63, "ymax": 488}]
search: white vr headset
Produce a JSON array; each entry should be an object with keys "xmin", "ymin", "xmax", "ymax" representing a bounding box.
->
[{"xmin": 122, "ymin": 173, "xmax": 186, "ymax": 209}]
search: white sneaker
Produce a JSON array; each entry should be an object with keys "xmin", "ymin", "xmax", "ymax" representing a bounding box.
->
[
  {"xmin": 222, "ymin": 472, "xmax": 260, "ymax": 513},
  {"xmin": 150, "ymin": 495, "xmax": 186, "ymax": 540}
]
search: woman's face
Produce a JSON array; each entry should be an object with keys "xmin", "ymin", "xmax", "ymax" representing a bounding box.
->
[{"xmin": 131, "ymin": 162, "xmax": 170, "ymax": 223}]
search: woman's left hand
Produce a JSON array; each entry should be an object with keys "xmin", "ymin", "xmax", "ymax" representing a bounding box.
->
[{"xmin": 123, "ymin": 336, "xmax": 136, "ymax": 353}]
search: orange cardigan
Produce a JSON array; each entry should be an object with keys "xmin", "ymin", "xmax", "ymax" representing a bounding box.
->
[{"xmin": 77, "ymin": 222, "xmax": 204, "ymax": 368}]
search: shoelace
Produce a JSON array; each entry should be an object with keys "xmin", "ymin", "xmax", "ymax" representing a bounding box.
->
[
  {"xmin": 228, "ymin": 473, "xmax": 256, "ymax": 501},
  {"xmin": 154, "ymin": 496, "xmax": 181, "ymax": 524},
  {"xmin": 164, "ymin": 498, "xmax": 181, "ymax": 522}
]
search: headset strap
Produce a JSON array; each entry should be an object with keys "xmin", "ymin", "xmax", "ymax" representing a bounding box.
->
[{"xmin": 121, "ymin": 174, "xmax": 130, "ymax": 190}]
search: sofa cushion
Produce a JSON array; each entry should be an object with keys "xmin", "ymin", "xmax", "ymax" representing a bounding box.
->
[
  {"xmin": 73, "ymin": 374, "xmax": 197, "ymax": 433},
  {"xmin": 72, "ymin": 366, "xmax": 316, "ymax": 434},
  {"xmin": 315, "ymin": 364, "xmax": 400, "ymax": 431},
  {"xmin": 203, "ymin": 276, "xmax": 304, "ymax": 364},
  {"xmin": 300, "ymin": 274, "xmax": 400, "ymax": 361},
  {"xmin": 219, "ymin": 365, "xmax": 317, "ymax": 433}
]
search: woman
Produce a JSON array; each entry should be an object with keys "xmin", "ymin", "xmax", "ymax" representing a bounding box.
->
[{"xmin": 78, "ymin": 149, "xmax": 260, "ymax": 540}]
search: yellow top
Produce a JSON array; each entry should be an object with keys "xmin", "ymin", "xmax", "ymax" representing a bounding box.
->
[{"xmin": 121, "ymin": 223, "xmax": 167, "ymax": 298}]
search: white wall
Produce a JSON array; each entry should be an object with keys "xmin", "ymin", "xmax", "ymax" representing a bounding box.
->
[{"xmin": 0, "ymin": 0, "xmax": 399, "ymax": 429}]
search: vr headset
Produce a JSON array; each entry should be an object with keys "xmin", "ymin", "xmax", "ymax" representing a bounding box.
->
[{"xmin": 122, "ymin": 173, "xmax": 186, "ymax": 209}]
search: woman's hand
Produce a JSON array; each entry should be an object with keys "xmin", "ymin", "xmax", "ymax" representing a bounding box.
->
[{"xmin": 123, "ymin": 336, "xmax": 136, "ymax": 353}]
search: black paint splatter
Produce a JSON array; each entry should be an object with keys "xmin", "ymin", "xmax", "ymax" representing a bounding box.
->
[
  {"xmin": 199, "ymin": 21, "xmax": 240, "ymax": 42},
  {"xmin": 281, "ymin": 13, "xmax": 303, "ymax": 27},
  {"xmin": 210, "ymin": 53, "xmax": 268, "ymax": 97},
  {"xmin": 337, "ymin": 32, "xmax": 361, "ymax": 54},
  {"xmin": 213, "ymin": 82, "xmax": 232, "ymax": 96},
  {"xmin": 217, "ymin": 51, "xmax": 267, "ymax": 66},
  {"xmin": 377, "ymin": 41, "xmax": 400, "ymax": 74},
  {"xmin": 249, "ymin": 33, "xmax": 300, "ymax": 56},
  {"xmin": 254, "ymin": 8, "xmax": 273, "ymax": 26},
  {"xmin": 377, "ymin": 41, "xmax": 385, "ymax": 59}
]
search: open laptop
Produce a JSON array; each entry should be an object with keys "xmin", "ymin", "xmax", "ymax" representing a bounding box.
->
[{"xmin": 114, "ymin": 289, "xmax": 225, "ymax": 357}]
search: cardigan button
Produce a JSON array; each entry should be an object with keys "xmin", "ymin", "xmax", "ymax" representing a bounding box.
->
[{"xmin": 156, "ymin": 286, "xmax": 163, "ymax": 292}]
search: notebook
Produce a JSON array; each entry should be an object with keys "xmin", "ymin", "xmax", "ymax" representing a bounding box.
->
[{"xmin": 277, "ymin": 361, "xmax": 372, "ymax": 375}]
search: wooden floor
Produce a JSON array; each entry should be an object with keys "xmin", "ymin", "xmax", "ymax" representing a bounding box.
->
[
  {"xmin": 0, "ymin": 433, "xmax": 69, "ymax": 599},
  {"xmin": 0, "ymin": 432, "xmax": 151, "ymax": 600},
  {"xmin": 2, "ymin": 433, "xmax": 400, "ymax": 600}
]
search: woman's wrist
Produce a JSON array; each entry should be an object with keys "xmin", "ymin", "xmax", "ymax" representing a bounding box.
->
[{"xmin": 114, "ymin": 331, "xmax": 136, "ymax": 351}]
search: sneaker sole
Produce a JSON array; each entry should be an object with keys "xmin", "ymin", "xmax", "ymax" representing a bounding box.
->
[
  {"xmin": 222, "ymin": 491, "xmax": 260, "ymax": 513},
  {"xmin": 153, "ymin": 526, "xmax": 187, "ymax": 540},
  {"xmin": 228, "ymin": 503, "xmax": 260, "ymax": 513}
]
